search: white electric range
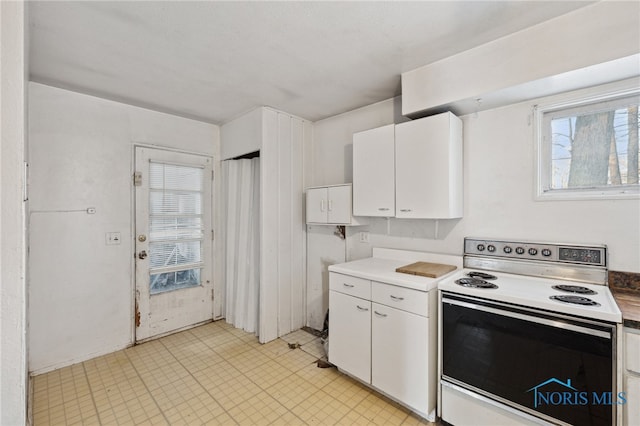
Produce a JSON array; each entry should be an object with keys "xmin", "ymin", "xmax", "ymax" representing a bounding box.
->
[{"xmin": 438, "ymin": 238, "xmax": 622, "ymax": 426}]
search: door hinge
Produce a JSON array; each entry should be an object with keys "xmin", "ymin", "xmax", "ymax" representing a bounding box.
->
[
  {"xmin": 23, "ymin": 162, "xmax": 29, "ymax": 202},
  {"xmin": 211, "ymin": 230, "xmax": 215, "ymax": 240},
  {"xmin": 135, "ymin": 300, "xmax": 141, "ymax": 328},
  {"xmin": 133, "ymin": 171, "xmax": 142, "ymax": 186},
  {"xmin": 211, "ymin": 170, "xmax": 215, "ymax": 181}
]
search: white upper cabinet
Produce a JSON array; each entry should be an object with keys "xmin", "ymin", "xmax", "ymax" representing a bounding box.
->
[
  {"xmin": 306, "ymin": 184, "xmax": 360, "ymax": 225},
  {"xmin": 395, "ymin": 112, "xmax": 463, "ymax": 219},
  {"xmin": 353, "ymin": 124, "xmax": 395, "ymax": 217},
  {"xmin": 306, "ymin": 187, "xmax": 329, "ymax": 224},
  {"xmin": 352, "ymin": 112, "xmax": 463, "ymax": 219}
]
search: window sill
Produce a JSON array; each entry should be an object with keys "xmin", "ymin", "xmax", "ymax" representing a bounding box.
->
[{"xmin": 535, "ymin": 186, "xmax": 640, "ymax": 201}]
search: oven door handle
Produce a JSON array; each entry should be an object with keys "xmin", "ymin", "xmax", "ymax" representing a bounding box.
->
[{"xmin": 443, "ymin": 297, "xmax": 612, "ymax": 339}]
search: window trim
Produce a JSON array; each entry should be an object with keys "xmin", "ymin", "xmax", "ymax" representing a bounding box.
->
[{"xmin": 534, "ymin": 86, "xmax": 640, "ymax": 201}]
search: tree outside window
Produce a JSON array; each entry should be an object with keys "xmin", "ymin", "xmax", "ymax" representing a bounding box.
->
[{"xmin": 538, "ymin": 90, "xmax": 640, "ymax": 199}]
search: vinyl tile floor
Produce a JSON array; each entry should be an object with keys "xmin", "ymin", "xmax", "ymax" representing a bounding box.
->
[{"xmin": 32, "ymin": 321, "xmax": 435, "ymax": 425}]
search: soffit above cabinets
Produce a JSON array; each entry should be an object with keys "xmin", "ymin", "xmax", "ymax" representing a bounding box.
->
[
  {"xmin": 28, "ymin": 1, "xmax": 593, "ymax": 125},
  {"xmin": 401, "ymin": 1, "xmax": 640, "ymax": 118}
]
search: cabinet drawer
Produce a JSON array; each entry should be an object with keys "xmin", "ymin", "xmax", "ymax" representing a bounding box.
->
[
  {"xmin": 372, "ymin": 281, "xmax": 429, "ymax": 316},
  {"xmin": 625, "ymin": 328, "xmax": 640, "ymax": 374},
  {"xmin": 330, "ymin": 272, "xmax": 371, "ymax": 299}
]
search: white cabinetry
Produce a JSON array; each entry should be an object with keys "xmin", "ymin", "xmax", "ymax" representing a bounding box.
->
[
  {"xmin": 351, "ymin": 112, "xmax": 463, "ymax": 219},
  {"xmin": 625, "ymin": 375, "xmax": 639, "ymax": 426},
  {"xmin": 328, "ymin": 272, "xmax": 436, "ymax": 419},
  {"xmin": 623, "ymin": 327, "xmax": 640, "ymax": 425},
  {"xmin": 328, "ymin": 291, "xmax": 371, "ymax": 383},
  {"xmin": 306, "ymin": 184, "xmax": 358, "ymax": 225},
  {"xmin": 372, "ymin": 302, "xmax": 429, "ymax": 412},
  {"xmin": 395, "ymin": 112, "xmax": 463, "ymax": 219},
  {"xmin": 353, "ymin": 124, "xmax": 395, "ymax": 217}
]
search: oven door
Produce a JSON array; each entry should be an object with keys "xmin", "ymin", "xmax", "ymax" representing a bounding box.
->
[{"xmin": 441, "ymin": 292, "xmax": 616, "ymax": 426}]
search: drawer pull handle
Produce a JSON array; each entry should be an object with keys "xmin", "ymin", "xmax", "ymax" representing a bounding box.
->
[
  {"xmin": 390, "ymin": 295, "xmax": 404, "ymax": 301},
  {"xmin": 399, "ymin": 209, "xmax": 412, "ymax": 212},
  {"xmin": 343, "ymin": 283, "xmax": 355, "ymax": 288},
  {"xmin": 374, "ymin": 311, "xmax": 387, "ymax": 317},
  {"xmin": 356, "ymin": 305, "xmax": 369, "ymax": 312},
  {"xmin": 378, "ymin": 207, "xmax": 389, "ymax": 211}
]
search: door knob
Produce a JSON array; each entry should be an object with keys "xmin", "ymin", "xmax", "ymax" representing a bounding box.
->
[{"xmin": 138, "ymin": 250, "xmax": 148, "ymax": 260}]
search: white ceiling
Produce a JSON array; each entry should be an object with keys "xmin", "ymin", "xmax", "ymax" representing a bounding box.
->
[{"xmin": 29, "ymin": 1, "xmax": 593, "ymax": 125}]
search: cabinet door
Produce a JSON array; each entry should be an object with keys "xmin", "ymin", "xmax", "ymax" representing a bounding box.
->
[
  {"xmin": 327, "ymin": 185, "xmax": 352, "ymax": 224},
  {"xmin": 329, "ymin": 291, "xmax": 371, "ymax": 383},
  {"xmin": 353, "ymin": 124, "xmax": 395, "ymax": 217},
  {"xmin": 395, "ymin": 112, "xmax": 462, "ymax": 219},
  {"xmin": 624, "ymin": 374, "xmax": 640, "ymax": 426},
  {"xmin": 306, "ymin": 187, "xmax": 327, "ymax": 223},
  {"xmin": 625, "ymin": 327, "xmax": 640, "ymax": 374},
  {"xmin": 371, "ymin": 303, "xmax": 429, "ymax": 414}
]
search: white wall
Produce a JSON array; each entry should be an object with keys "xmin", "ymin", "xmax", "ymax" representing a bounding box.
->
[
  {"xmin": 220, "ymin": 107, "xmax": 309, "ymax": 342},
  {"xmin": 28, "ymin": 83, "xmax": 219, "ymax": 374},
  {"xmin": 402, "ymin": 0, "xmax": 640, "ymax": 117},
  {"xmin": 0, "ymin": 1, "xmax": 28, "ymax": 424},
  {"xmin": 262, "ymin": 109, "xmax": 308, "ymax": 341},
  {"xmin": 305, "ymin": 4, "xmax": 640, "ymax": 329},
  {"xmin": 304, "ymin": 97, "xmax": 406, "ymax": 329},
  {"xmin": 311, "ymin": 97, "xmax": 408, "ymax": 187},
  {"xmin": 309, "ymin": 84, "xmax": 640, "ymax": 273},
  {"xmin": 220, "ymin": 108, "xmax": 262, "ymax": 160},
  {"xmin": 307, "ymin": 87, "xmax": 640, "ymax": 324}
]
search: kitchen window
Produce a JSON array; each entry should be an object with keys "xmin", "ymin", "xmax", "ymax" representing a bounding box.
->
[{"xmin": 535, "ymin": 87, "xmax": 640, "ymax": 200}]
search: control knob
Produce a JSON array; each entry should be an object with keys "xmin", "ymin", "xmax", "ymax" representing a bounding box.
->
[
  {"xmin": 541, "ymin": 249, "xmax": 552, "ymax": 257},
  {"xmin": 503, "ymin": 246, "xmax": 513, "ymax": 254},
  {"xmin": 528, "ymin": 248, "xmax": 538, "ymax": 256},
  {"xmin": 487, "ymin": 245, "xmax": 496, "ymax": 253},
  {"xmin": 515, "ymin": 247, "xmax": 525, "ymax": 255},
  {"xmin": 477, "ymin": 244, "xmax": 485, "ymax": 251}
]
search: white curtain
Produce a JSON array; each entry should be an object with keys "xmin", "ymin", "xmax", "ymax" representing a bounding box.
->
[{"xmin": 222, "ymin": 158, "xmax": 260, "ymax": 334}]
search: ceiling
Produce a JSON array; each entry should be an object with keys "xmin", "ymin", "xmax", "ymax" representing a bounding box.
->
[{"xmin": 29, "ymin": 1, "xmax": 594, "ymax": 125}]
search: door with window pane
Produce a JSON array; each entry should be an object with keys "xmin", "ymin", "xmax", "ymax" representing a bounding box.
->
[{"xmin": 135, "ymin": 147, "xmax": 213, "ymax": 341}]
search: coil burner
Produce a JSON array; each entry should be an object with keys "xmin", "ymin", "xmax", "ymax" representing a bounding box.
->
[
  {"xmin": 455, "ymin": 277, "xmax": 498, "ymax": 289},
  {"xmin": 467, "ymin": 271, "xmax": 498, "ymax": 280},
  {"xmin": 552, "ymin": 284, "xmax": 597, "ymax": 295},
  {"xmin": 550, "ymin": 295, "xmax": 601, "ymax": 306}
]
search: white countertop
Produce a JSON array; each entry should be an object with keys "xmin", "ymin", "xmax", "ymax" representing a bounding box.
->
[{"xmin": 328, "ymin": 249, "xmax": 462, "ymax": 292}]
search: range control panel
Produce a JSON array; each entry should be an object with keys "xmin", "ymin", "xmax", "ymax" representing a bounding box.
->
[{"xmin": 464, "ymin": 238, "xmax": 606, "ymax": 267}]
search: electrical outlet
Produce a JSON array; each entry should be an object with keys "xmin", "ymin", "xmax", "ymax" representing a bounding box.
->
[
  {"xmin": 359, "ymin": 231, "xmax": 369, "ymax": 243},
  {"xmin": 106, "ymin": 232, "xmax": 121, "ymax": 245}
]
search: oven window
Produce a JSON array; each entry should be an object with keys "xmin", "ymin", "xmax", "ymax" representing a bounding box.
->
[{"xmin": 442, "ymin": 297, "xmax": 614, "ymax": 426}]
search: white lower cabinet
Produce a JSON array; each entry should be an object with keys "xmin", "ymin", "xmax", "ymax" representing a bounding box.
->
[
  {"xmin": 329, "ymin": 272, "xmax": 435, "ymax": 420},
  {"xmin": 372, "ymin": 302, "xmax": 429, "ymax": 413},
  {"xmin": 624, "ymin": 375, "xmax": 639, "ymax": 426},
  {"xmin": 328, "ymin": 290, "xmax": 371, "ymax": 383},
  {"xmin": 623, "ymin": 327, "xmax": 640, "ymax": 426}
]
